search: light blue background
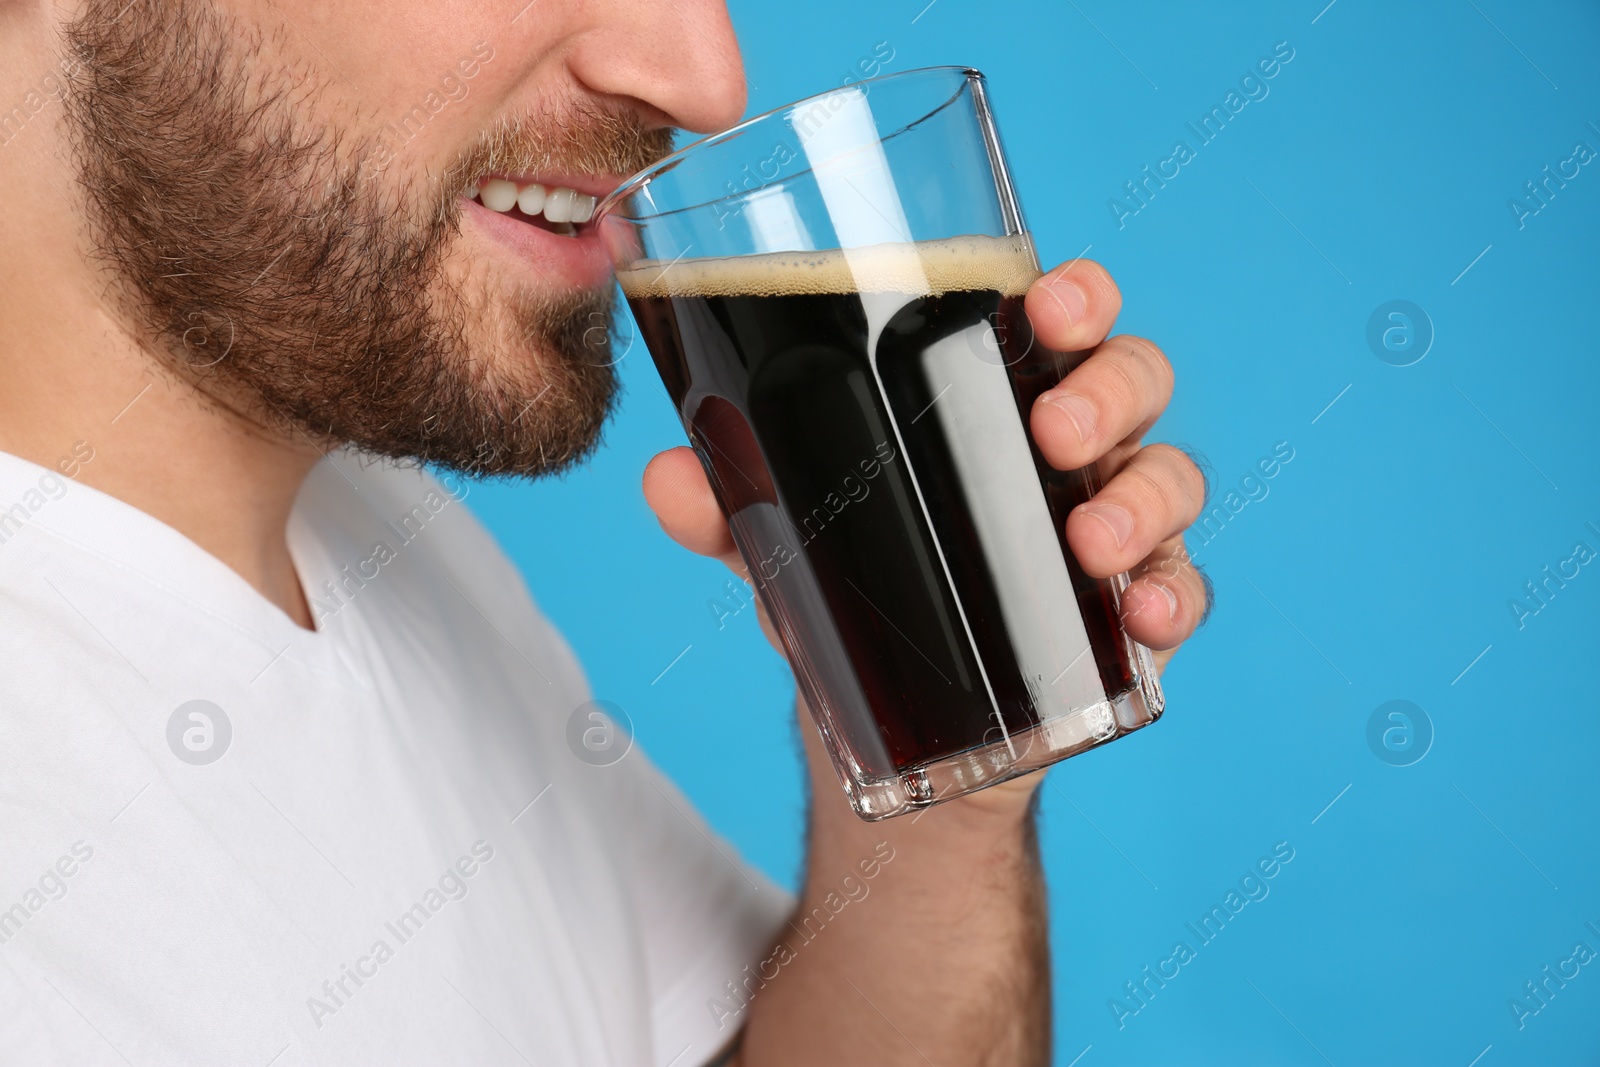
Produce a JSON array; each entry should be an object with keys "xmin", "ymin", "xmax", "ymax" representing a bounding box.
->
[{"xmin": 466, "ymin": 2, "xmax": 1600, "ymax": 1063}]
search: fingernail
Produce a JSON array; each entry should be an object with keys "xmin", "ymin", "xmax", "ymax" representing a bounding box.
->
[
  {"xmin": 1123, "ymin": 582, "xmax": 1177, "ymax": 626},
  {"xmin": 1049, "ymin": 275, "xmax": 1088, "ymax": 325},
  {"xmin": 1044, "ymin": 391, "xmax": 1096, "ymax": 444},
  {"xmin": 1154, "ymin": 581, "xmax": 1178, "ymax": 623},
  {"xmin": 1078, "ymin": 501, "xmax": 1132, "ymax": 549}
]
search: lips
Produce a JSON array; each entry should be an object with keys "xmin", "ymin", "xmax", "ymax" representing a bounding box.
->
[{"xmin": 459, "ymin": 172, "xmax": 624, "ymax": 291}]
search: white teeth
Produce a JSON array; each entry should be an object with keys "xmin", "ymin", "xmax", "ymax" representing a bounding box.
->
[
  {"xmin": 544, "ymin": 187, "xmax": 575, "ymax": 224},
  {"xmin": 480, "ymin": 179, "xmax": 519, "ymax": 212},
  {"xmin": 471, "ymin": 179, "xmax": 599, "ymax": 234},
  {"xmin": 516, "ymin": 183, "xmax": 547, "ymax": 216}
]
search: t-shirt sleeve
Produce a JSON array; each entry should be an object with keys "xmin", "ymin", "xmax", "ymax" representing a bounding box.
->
[{"xmin": 604, "ymin": 748, "xmax": 795, "ymax": 1067}]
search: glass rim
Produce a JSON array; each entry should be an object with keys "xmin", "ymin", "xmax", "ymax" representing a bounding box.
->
[{"xmin": 594, "ymin": 64, "xmax": 983, "ymax": 223}]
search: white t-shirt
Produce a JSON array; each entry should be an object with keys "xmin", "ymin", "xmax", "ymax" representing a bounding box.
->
[{"xmin": 0, "ymin": 446, "xmax": 791, "ymax": 1066}]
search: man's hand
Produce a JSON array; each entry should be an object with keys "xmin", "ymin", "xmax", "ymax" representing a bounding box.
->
[
  {"xmin": 641, "ymin": 259, "xmax": 1206, "ymax": 1066},
  {"xmin": 643, "ymin": 257, "xmax": 1208, "ymax": 671},
  {"xmin": 1023, "ymin": 256, "xmax": 1209, "ymax": 667}
]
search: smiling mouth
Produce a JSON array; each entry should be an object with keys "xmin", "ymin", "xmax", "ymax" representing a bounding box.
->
[{"xmin": 468, "ymin": 177, "xmax": 599, "ymax": 237}]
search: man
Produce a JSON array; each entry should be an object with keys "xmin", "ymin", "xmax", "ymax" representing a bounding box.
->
[{"xmin": 0, "ymin": 0, "xmax": 1208, "ymax": 1063}]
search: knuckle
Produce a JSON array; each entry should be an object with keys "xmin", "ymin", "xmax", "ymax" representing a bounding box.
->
[
  {"xmin": 1092, "ymin": 350, "xmax": 1146, "ymax": 412},
  {"xmin": 1110, "ymin": 446, "xmax": 1202, "ymax": 534},
  {"xmin": 1115, "ymin": 462, "xmax": 1169, "ymax": 523},
  {"xmin": 1118, "ymin": 335, "xmax": 1174, "ymax": 393},
  {"xmin": 1144, "ymin": 443, "xmax": 1207, "ymax": 517},
  {"xmin": 1134, "ymin": 444, "xmax": 1180, "ymax": 490}
]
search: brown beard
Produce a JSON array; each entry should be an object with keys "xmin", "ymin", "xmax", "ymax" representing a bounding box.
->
[{"xmin": 61, "ymin": 0, "xmax": 673, "ymax": 478}]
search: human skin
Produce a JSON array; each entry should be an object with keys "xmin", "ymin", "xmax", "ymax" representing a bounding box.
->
[{"xmin": 0, "ymin": 0, "xmax": 1207, "ymax": 1063}]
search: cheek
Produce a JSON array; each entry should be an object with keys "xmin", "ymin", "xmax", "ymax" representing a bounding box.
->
[{"xmin": 264, "ymin": 3, "xmax": 510, "ymax": 145}]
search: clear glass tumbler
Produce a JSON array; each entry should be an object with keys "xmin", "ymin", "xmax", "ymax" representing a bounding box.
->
[{"xmin": 596, "ymin": 66, "xmax": 1164, "ymax": 820}]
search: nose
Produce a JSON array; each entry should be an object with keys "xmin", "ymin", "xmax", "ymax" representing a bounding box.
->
[{"xmin": 565, "ymin": 0, "xmax": 746, "ymax": 135}]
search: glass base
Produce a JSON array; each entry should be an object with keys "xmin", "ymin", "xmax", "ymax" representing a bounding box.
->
[{"xmin": 840, "ymin": 666, "xmax": 1164, "ymax": 821}]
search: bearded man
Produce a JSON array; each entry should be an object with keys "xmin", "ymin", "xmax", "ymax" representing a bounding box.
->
[{"xmin": 0, "ymin": 0, "xmax": 1209, "ymax": 1063}]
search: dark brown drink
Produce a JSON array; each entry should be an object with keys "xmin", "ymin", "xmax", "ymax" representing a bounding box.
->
[{"xmin": 621, "ymin": 236, "xmax": 1158, "ymax": 805}]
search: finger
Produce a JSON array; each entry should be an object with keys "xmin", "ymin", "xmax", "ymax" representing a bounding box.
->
[
  {"xmin": 641, "ymin": 447, "xmax": 740, "ymax": 566},
  {"xmin": 1023, "ymin": 257, "xmax": 1122, "ymax": 352},
  {"xmin": 1065, "ymin": 443, "xmax": 1204, "ymax": 578},
  {"xmin": 1118, "ymin": 536, "xmax": 1211, "ymax": 652},
  {"xmin": 1030, "ymin": 335, "xmax": 1174, "ymax": 472}
]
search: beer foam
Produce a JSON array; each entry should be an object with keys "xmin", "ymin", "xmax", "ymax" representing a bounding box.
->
[{"xmin": 616, "ymin": 234, "xmax": 1043, "ymax": 299}]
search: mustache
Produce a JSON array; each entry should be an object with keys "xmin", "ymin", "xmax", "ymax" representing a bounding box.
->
[{"xmin": 437, "ymin": 99, "xmax": 677, "ymax": 201}]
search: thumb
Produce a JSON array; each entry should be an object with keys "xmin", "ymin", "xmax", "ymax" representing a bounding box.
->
[{"xmin": 641, "ymin": 447, "xmax": 742, "ymax": 570}]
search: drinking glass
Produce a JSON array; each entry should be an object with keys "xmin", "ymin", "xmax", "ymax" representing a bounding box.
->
[{"xmin": 596, "ymin": 66, "xmax": 1164, "ymax": 820}]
